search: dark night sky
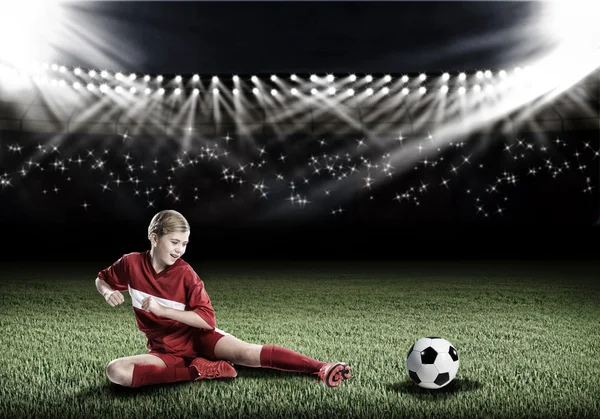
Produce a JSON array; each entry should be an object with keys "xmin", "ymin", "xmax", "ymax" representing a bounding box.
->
[
  {"xmin": 2, "ymin": 1, "xmax": 598, "ymax": 261},
  {"xmin": 56, "ymin": 1, "xmax": 555, "ymax": 76}
]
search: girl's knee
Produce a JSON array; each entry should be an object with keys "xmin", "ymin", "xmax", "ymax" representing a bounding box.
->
[{"xmin": 106, "ymin": 359, "xmax": 133, "ymax": 386}]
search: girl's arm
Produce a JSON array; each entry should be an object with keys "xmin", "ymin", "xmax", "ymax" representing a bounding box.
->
[
  {"xmin": 95, "ymin": 277, "xmax": 125, "ymax": 306},
  {"xmin": 141, "ymin": 296, "xmax": 214, "ymax": 329}
]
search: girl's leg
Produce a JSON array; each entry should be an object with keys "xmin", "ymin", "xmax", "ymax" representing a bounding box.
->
[
  {"xmin": 106, "ymin": 353, "xmax": 195, "ymax": 387},
  {"xmin": 213, "ymin": 335, "xmax": 351, "ymax": 386}
]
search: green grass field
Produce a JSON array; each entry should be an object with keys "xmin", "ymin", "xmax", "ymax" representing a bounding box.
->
[{"xmin": 0, "ymin": 260, "xmax": 599, "ymax": 418}]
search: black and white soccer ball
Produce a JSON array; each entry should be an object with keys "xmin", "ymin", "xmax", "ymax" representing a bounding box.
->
[{"xmin": 406, "ymin": 337, "xmax": 459, "ymax": 389}]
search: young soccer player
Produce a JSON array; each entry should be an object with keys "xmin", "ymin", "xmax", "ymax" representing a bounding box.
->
[{"xmin": 95, "ymin": 209, "xmax": 351, "ymax": 388}]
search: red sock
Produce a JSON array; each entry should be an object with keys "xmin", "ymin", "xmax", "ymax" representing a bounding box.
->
[
  {"xmin": 259, "ymin": 345, "xmax": 326, "ymax": 373},
  {"xmin": 131, "ymin": 364, "xmax": 195, "ymax": 387}
]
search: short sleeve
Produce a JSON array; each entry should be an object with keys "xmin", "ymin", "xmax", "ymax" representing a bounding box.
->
[
  {"xmin": 187, "ymin": 272, "xmax": 216, "ymax": 329},
  {"xmin": 97, "ymin": 254, "xmax": 130, "ymax": 291}
]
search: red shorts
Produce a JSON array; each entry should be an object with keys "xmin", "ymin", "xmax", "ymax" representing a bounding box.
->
[{"xmin": 148, "ymin": 327, "xmax": 231, "ymax": 368}]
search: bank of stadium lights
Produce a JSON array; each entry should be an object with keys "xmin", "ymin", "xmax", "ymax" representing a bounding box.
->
[{"xmin": 0, "ymin": 61, "xmax": 535, "ymax": 99}]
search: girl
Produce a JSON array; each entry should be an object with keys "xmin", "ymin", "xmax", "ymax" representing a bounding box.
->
[{"xmin": 95, "ymin": 209, "xmax": 351, "ymax": 388}]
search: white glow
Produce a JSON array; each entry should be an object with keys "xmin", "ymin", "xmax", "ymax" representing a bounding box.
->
[
  {"xmin": 0, "ymin": 1, "xmax": 63, "ymax": 67},
  {"xmin": 544, "ymin": 0, "xmax": 600, "ymax": 50}
]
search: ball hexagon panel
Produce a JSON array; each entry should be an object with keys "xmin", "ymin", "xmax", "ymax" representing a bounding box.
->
[
  {"xmin": 433, "ymin": 352, "xmax": 453, "ymax": 372},
  {"xmin": 406, "ymin": 350, "xmax": 422, "ymax": 372},
  {"xmin": 417, "ymin": 380, "xmax": 442, "ymax": 390},
  {"xmin": 448, "ymin": 359, "xmax": 460, "ymax": 381},
  {"xmin": 430, "ymin": 338, "xmax": 452, "ymax": 354},
  {"xmin": 416, "ymin": 364, "xmax": 438, "ymax": 383}
]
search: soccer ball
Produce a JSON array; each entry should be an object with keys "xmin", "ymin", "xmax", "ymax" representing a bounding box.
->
[{"xmin": 406, "ymin": 337, "xmax": 459, "ymax": 389}]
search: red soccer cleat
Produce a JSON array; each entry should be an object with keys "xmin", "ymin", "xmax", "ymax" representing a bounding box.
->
[
  {"xmin": 314, "ymin": 362, "xmax": 352, "ymax": 387},
  {"xmin": 189, "ymin": 357, "xmax": 237, "ymax": 380}
]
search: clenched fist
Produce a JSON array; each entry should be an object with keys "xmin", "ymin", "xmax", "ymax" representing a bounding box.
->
[
  {"xmin": 104, "ymin": 290, "xmax": 124, "ymax": 307},
  {"xmin": 142, "ymin": 296, "xmax": 165, "ymax": 316}
]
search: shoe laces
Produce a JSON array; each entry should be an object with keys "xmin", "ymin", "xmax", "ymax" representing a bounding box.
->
[{"xmin": 194, "ymin": 359, "xmax": 222, "ymax": 378}]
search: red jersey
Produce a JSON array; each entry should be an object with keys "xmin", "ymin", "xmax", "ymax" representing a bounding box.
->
[{"xmin": 98, "ymin": 250, "xmax": 217, "ymax": 350}]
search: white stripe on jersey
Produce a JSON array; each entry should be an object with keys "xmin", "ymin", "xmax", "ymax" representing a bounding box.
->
[{"xmin": 128, "ymin": 285, "xmax": 186, "ymax": 311}]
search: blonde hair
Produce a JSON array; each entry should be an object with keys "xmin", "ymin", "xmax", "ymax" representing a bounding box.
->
[{"xmin": 148, "ymin": 210, "xmax": 190, "ymax": 240}]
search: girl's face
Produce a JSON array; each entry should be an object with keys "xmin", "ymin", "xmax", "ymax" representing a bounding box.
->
[{"xmin": 150, "ymin": 230, "xmax": 189, "ymax": 269}]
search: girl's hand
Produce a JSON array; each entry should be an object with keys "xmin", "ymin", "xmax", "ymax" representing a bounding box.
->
[
  {"xmin": 142, "ymin": 296, "xmax": 165, "ymax": 316},
  {"xmin": 104, "ymin": 290, "xmax": 124, "ymax": 307}
]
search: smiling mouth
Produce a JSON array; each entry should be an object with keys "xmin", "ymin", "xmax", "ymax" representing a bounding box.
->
[{"xmin": 170, "ymin": 254, "xmax": 179, "ymax": 259}]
